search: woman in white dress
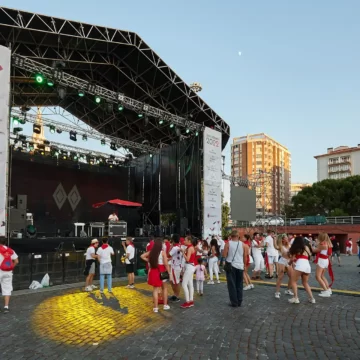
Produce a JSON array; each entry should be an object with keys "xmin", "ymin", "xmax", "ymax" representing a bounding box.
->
[
  {"xmin": 288, "ymin": 236, "xmax": 315, "ymax": 304},
  {"xmin": 251, "ymin": 232, "xmax": 264, "ymax": 280},
  {"xmin": 273, "ymin": 234, "xmax": 293, "ymax": 299}
]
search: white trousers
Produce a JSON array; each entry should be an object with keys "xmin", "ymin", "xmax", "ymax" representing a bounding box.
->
[
  {"xmin": 196, "ymin": 280, "xmax": 204, "ymax": 293},
  {"xmin": 208, "ymin": 256, "xmax": 219, "ymax": 281},
  {"xmin": 182, "ymin": 264, "xmax": 195, "ymax": 302},
  {"xmin": 253, "ymin": 253, "xmax": 265, "ymax": 272}
]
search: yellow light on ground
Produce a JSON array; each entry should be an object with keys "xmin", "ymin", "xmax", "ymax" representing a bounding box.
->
[{"xmin": 31, "ymin": 284, "xmax": 172, "ymax": 345}]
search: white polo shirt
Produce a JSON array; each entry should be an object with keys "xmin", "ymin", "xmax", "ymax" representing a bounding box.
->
[
  {"xmin": 125, "ymin": 245, "xmax": 135, "ymax": 264},
  {"xmin": 97, "ymin": 245, "xmax": 114, "ymax": 264}
]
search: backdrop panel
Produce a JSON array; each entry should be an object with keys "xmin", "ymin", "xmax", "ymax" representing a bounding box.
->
[
  {"xmin": 203, "ymin": 127, "xmax": 222, "ymax": 241},
  {"xmin": 230, "ymin": 186, "xmax": 256, "ymax": 222},
  {"xmin": 0, "ymin": 45, "xmax": 11, "ymax": 237}
]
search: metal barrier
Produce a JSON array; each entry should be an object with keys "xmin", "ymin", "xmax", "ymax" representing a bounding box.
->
[{"xmin": 11, "ymin": 241, "xmax": 149, "ymax": 291}]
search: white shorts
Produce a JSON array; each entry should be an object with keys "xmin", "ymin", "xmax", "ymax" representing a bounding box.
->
[
  {"xmin": 278, "ymin": 257, "xmax": 289, "ymax": 266},
  {"xmin": 249, "ymin": 255, "xmax": 254, "ymax": 264},
  {"xmin": 170, "ymin": 267, "xmax": 181, "ymax": 285},
  {"xmin": 267, "ymin": 256, "xmax": 276, "ymax": 264},
  {"xmin": 294, "ymin": 259, "xmax": 311, "ymax": 274},
  {"xmin": 0, "ymin": 270, "xmax": 13, "ymax": 296},
  {"xmin": 346, "ymin": 247, "xmax": 352, "ymax": 252},
  {"xmin": 317, "ymin": 258, "xmax": 329, "ymax": 269},
  {"xmin": 274, "ymin": 254, "xmax": 279, "ymax": 263}
]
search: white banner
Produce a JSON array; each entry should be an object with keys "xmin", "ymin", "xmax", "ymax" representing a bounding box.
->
[
  {"xmin": 203, "ymin": 127, "xmax": 222, "ymax": 242},
  {"xmin": 0, "ymin": 46, "xmax": 11, "ymax": 237}
]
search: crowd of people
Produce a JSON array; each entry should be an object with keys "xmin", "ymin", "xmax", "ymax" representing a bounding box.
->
[{"xmin": 1, "ymin": 230, "xmax": 359, "ymax": 314}]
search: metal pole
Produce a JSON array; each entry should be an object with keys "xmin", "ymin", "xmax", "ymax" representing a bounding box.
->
[{"xmin": 158, "ymin": 144, "xmax": 162, "ymax": 229}]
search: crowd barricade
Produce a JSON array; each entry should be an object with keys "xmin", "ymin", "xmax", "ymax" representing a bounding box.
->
[{"xmin": 11, "ymin": 241, "xmax": 149, "ymax": 290}]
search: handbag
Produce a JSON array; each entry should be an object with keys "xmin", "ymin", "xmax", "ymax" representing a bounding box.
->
[
  {"xmin": 224, "ymin": 242, "xmax": 240, "ymax": 273},
  {"xmin": 160, "ymin": 271, "xmax": 169, "ymax": 281}
]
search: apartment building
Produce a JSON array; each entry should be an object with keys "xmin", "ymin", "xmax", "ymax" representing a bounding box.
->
[
  {"xmin": 231, "ymin": 133, "xmax": 291, "ymax": 215},
  {"xmin": 290, "ymin": 183, "xmax": 311, "ymax": 199},
  {"xmin": 314, "ymin": 145, "xmax": 360, "ymax": 181}
]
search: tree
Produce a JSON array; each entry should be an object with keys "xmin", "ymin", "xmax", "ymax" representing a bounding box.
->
[
  {"xmin": 222, "ymin": 202, "xmax": 230, "ymax": 238},
  {"xmin": 289, "ymin": 175, "xmax": 360, "ymax": 217}
]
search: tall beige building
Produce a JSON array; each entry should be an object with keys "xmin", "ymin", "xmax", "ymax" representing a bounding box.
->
[
  {"xmin": 231, "ymin": 133, "xmax": 291, "ymax": 215},
  {"xmin": 290, "ymin": 183, "xmax": 311, "ymax": 199}
]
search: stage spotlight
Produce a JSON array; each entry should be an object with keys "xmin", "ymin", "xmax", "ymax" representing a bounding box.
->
[
  {"xmin": 51, "ymin": 147, "xmax": 59, "ymax": 157},
  {"xmin": 47, "ymin": 79, "xmax": 54, "ymax": 87},
  {"xmin": 19, "ymin": 117, "xmax": 26, "ymax": 125},
  {"xmin": 33, "ymin": 124, "xmax": 41, "ymax": 134},
  {"xmin": 110, "ymin": 142, "xmax": 117, "ymax": 151},
  {"xmin": 29, "ymin": 142, "xmax": 34, "ymax": 151},
  {"xmin": 13, "ymin": 127, "xmax": 23, "ymax": 134},
  {"xmin": 170, "ymin": 123, "xmax": 174, "ymax": 128},
  {"xmin": 149, "ymin": 154, "xmax": 153, "ymax": 158},
  {"xmin": 118, "ymin": 104, "xmax": 124, "ymax": 111},
  {"xmin": 61, "ymin": 150, "xmax": 68, "ymax": 160},
  {"xmin": 195, "ymin": 131, "xmax": 199, "ymax": 136},
  {"xmin": 137, "ymin": 113, "xmax": 143, "ymax": 118},
  {"xmin": 57, "ymin": 87, "xmax": 67, "ymax": 100},
  {"xmin": 56, "ymin": 129, "xmax": 62, "ymax": 134},
  {"xmin": 101, "ymin": 139, "xmax": 106, "ymax": 146},
  {"xmin": 71, "ymin": 152, "xmax": 78, "ymax": 161},
  {"xmin": 159, "ymin": 119, "xmax": 164, "ymax": 125},
  {"xmin": 49, "ymin": 125, "xmax": 56, "ymax": 134},
  {"xmin": 95, "ymin": 96, "xmax": 101, "ymax": 104},
  {"xmin": 82, "ymin": 134, "xmax": 88, "ymax": 141},
  {"xmin": 43, "ymin": 140, "xmax": 50, "ymax": 146},
  {"xmin": 12, "ymin": 116, "xmax": 20, "ymax": 125},
  {"xmin": 144, "ymin": 115, "xmax": 149, "ymax": 126},
  {"xmin": 78, "ymin": 89, "xmax": 85, "ymax": 97},
  {"xmin": 69, "ymin": 131, "xmax": 77, "ymax": 141},
  {"xmin": 186, "ymin": 128, "xmax": 190, "ymax": 134},
  {"xmin": 35, "ymin": 73, "xmax": 44, "ymax": 84}
]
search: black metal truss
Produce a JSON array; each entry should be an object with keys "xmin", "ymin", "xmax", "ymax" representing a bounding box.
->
[
  {"xmin": 0, "ymin": 6, "xmax": 230, "ymax": 148},
  {"xmin": 11, "ymin": 108, "xmax": 157, "ymax": 153},
  {"xmin": 13, "ymin": 54, "xmax": 203, "ymax": 132},
  {"xmin": 10, "ymin": 135, "xmax": 127, "ymax": 163}
]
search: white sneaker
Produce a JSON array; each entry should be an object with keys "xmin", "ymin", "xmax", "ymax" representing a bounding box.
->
[
  {"xmin": 288, "ymin": 297, "xmax": 300, "ymax": 304},
  {"xmin": 207, "ymin": 281, "xmax": 214, "ymax": 285},
  {"xmin": 285, "ymin": 289, "xmax": 294, "ymax": 296},
  {"xmin": 308, "ymin": 298, "xmax": 316, "ymax": 304},
  {"xmin": 243, "ymin": 285, "xmax": 251, "ymax": 291},
  {"xmin": 90, "ymin": 285, "xmax": 97, "ymax": 289},
  {"xmin": 322, "ymin": 288, "xmax": 332, "ymax": 295},
  {"xmin": 216, "ymin": 280, "xmax": 221, "ymax": 284},
  {"xmin": 153, "ymin": 308, "xmax": 159, "ymax": 313},
  {"xmin": 85, "ymin": 286, "xmax": 92, "ymax": 292},
  {"xmin": 163, "ymin": 305, "xmax": 170, "ymax": 310},
  {"xmin": 275, "ymin": 292, "xmax": 280, "ymax": 299},
  {"xmin": 250, "ymin": 284, "xmax": 254, "ymax": 289},
  {"xmin": 318, "ymin": 291, "xmax": 331, "ymax": 298}
]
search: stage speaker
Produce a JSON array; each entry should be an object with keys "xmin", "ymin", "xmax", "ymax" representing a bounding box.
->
[
  {"xmin": 17, "ymin": 195, "xmax": 27, "ymax": 210},
  {"xmin": 176, "ymin": 209, "xmax": 188, "ymax": 236},
  {"xmin": 135, "ymin": 228, "xmax": 143, "ymax": 236},
  {"xmin": 9, "ymin": 208, "xmax": 26, "ymax": 232}
]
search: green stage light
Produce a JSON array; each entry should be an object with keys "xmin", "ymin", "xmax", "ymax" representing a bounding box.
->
[
  {"xmin": 186, "ymin": 129, "xmax": 190, "ymax": 134},
  {"xmin": 137, "ymin": 114, "xmax": 143, "ymax": 118},
  {"xmin": 49, "ymin": 125, "xmax": 56, "ymax": 134},
  {"xmin": 12, "ymin": 116, "xmax": 20, "ymax": 125},
  {"xmin": 35, "ymin": 74, "xmax": 44, "ymax": 84},
  {"xmin": 159, "ymin": 119, "xmax": 164, "ymax": 125},
  {"xmin": 47, "ymin": 79, "xmax": 54, "ymax": 87},
  {"xmin": 95, "ymin": 96, "xmax": 101, "ymax": 104},
  {"xmin": 78, "ymin": 90, "xmax": 85, "ymax": 97},
  {"xmin": 118, "ymin": 104, "xmax": 124, "ymax": 111},
  {"xmin": 170, "ymin": 123, "xmax": 174, "ymax": 128},
  {"xmin": 195, "ymin": 131, "xmax": 199, "ymax": 136}
]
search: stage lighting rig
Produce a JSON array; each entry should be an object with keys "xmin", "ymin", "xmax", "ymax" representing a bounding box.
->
[
  {"xmin": 118, "ymin": 104, "xmax": 124, "ymax": 111},
  {"xmin": 82, "ymin": 135, "xmax": 88, "ymax": 141},
  {"xmin": 101, "ymin": 139, "xmax": 106, "ymax": 146},
  {"xmin": 33, "ymin": 124, "xmax": 41, "ymax": 134},
  {"xmin": 35, "ymin": 73, "xmax": 44, "ymax": 84},
  {"xmin": 47, "ymin": 79, "xmax": 55, "ymax": 87},
  {"xmin": 110, "ymin": 142, "xmax": 117, "ymax": 151},
  {"xmin": 12, "ymin": 116, "xmax": 20, "ymax": 125},
  {"xmin": 78, "ymin": 89, "xmax": 85, "ymax": 97},
  {"xmin": 69, "ymin": 131, "xmax": 77, "ymax": 141},
  {"xmin": 49, "ymin": 125, "xmax": 56, "ymax": 134},
  {"xmin": 56, "ymin": 129, "xmax": 62, "ymax": 134},
  {"xmin": 95, "ymin": 95, "xmax": 101, "ymax": 104}
]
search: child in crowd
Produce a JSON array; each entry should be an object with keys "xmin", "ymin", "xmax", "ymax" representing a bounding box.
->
[{"xmin": 194, "ymin": 258, "xmax": 207, "ymax": 296}]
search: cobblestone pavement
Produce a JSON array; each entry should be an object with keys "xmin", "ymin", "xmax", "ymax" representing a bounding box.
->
[
  {"xmin": 1, "ymin": 271, "xmax": 360, "ymax": 360},
  {"xmin": 256, "ymin": 254, "xmax": 360, "ymax": 292}
]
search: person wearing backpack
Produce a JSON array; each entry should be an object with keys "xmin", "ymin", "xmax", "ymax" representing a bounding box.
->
[{"xmin": 0, "ymin": 236, "xmax": 19, "ymax": 313}]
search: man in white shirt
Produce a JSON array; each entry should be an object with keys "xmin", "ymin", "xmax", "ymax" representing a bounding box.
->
[
  {"xmin": 264, "ymin": 229, "xmax": 277, "ymax": 278},
  {"xmin": 169, "ymin": 235, "xmax": 183, "ymax": 302},
  {"xmin": 108, "ymin": 212, "xmax": 119, "ymax": 221},
  {"xmin": 84, "ymin": 239, "xmax": 99, "ymax": 292},
  {"xmin": 122, "ymin": 237, "xmax": 135, "ymax": 289},
  {"xmin": 0, "ymin": 237, "xmax": 19, "ymax": 313},
  {"xmin": 97, "ymin": 237, "xmax": 114, "ymax": 294}
]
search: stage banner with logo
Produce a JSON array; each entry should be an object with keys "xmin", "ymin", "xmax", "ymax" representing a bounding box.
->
[
  {"xmin": 203, "ymin": 127, "xmax": 222, "ymax": 242},
  {"xmin": 0, "ymin": 46, "xmax": 11, "ymax": 237}
]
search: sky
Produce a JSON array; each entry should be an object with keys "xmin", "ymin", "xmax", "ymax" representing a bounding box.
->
[{"xmin": 3, "ymin": 0, "xmax": 360, "ymax": 203}]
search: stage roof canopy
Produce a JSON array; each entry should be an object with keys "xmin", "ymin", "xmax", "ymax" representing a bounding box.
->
[{"xmin": 0, "ymin": 7, "xmax": 230, "ymax": 150}]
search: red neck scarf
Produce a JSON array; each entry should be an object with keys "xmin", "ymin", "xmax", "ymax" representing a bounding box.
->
[
  {"xmin": 101, "ymin": 244, "xmax": 109, "ymax": 249},
  {"xmin": 128, "ymin": 242, "xmax": 134, "ymax": 248}
]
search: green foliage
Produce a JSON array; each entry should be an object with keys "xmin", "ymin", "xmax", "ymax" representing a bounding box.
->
[
  {"xmin": 222, "ymin": 202, "xmax": 230, "ymax": 238},
  {"xmin": 289, "ymin": 175, "xmax": 360, "ymax": 217},
  {"xmin": 160, "ymin": 213, "xmax": 176, "ymax": 226}
]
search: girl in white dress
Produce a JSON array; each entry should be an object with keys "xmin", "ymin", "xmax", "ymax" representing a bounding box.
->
[
  {"xmin": 251, "ymin": 232, "xmax": 264, "ymax": 280},
  {"xmin": 273, "ymin": 234, "xmax": 293, "ymax": 299}
]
